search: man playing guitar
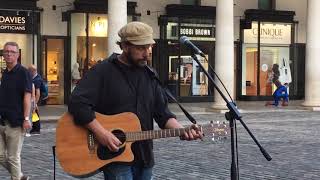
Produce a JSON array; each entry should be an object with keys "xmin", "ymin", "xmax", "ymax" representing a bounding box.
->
[{"xmin": 68, "ymin": 21, "xmax": 203, "ymax": 180}]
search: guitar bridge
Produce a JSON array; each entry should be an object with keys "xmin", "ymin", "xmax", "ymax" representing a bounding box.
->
[{"xmin": 87, "ymin": 131, "xmax": 95, "ymax": 154}]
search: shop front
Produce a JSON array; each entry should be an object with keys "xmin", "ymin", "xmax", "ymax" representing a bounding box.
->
[
  {"xmin": 65, "ymin": 1, "xmax": 139, "ymax": 98},
  {"xmin": 238, "ymin": 9, "xmax": 305, "ymax": 101},
  {"xmin": 0, "ymin": 9, "xmax": 40, "ymax": 72},
  {"xmin": 156, "ymin": 5, "xmax": 217, "ymax": 102}
]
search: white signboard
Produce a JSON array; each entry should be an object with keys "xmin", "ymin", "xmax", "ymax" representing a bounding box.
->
[{"xmin": 244, "ymin": 22, "xmax": 291, "ymax": 44}]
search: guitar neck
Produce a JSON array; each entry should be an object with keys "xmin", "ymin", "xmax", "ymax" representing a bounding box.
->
[{"xmin": 125, "ymin": 127, "xmax": 192, "ymax": 142}]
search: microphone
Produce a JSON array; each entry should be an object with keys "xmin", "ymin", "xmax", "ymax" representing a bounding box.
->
[{"xmin": 179, "ymin": 36, "xmax": 205, "ymax": 57}]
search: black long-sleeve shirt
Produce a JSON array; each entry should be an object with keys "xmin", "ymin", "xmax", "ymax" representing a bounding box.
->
[{"xmin": 68, "ymin": 53, "xmax": 176, "ymax": 167}]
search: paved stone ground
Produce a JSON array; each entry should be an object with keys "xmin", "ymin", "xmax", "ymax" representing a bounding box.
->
[{"xmin": 1, "ymin": 110, "xmax": 320, "ymax": 180}]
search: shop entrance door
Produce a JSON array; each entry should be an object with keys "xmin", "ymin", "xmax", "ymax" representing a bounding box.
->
[
  {"xmin": 42, "ymin": 37, "xmax": 65, "ymax": 104},
  {"xmin": 242, "ymin": 46, "xmax": 290, "ymax": 97}
]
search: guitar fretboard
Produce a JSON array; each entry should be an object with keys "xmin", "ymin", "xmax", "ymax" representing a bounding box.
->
[
  {"xmin": 125, "ymin": 124, "xmax": 221, "ymax": 142},
  {"xmin": 126, "ymin": 127, "xmax": 189, "ymax": 141}
]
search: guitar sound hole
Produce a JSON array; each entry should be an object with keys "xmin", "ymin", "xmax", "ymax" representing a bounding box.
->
[
  {"xmin": 97, "ymin": 129, "xmax": 126, "ymax": 160},
  {"xmin": 112, "ymin": 129, "xmax": 126, "ymax": 144}
]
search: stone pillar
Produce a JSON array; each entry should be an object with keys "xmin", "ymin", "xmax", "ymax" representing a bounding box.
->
[
  {"xmin": 107, "ymin": 0, "xmax": 127, "ymax": 56},
  {"xmin": 302, "ymin": 0, "xmax": 320, "ymax": 109},
  {"xmin": 212, "ymin": 0, "xmax": 234, "ymax": 110}
]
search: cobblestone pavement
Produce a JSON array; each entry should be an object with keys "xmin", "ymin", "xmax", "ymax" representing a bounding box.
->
[{"xmin": 1, "ymin": 111, "xmax": 320, "ymax": 180}]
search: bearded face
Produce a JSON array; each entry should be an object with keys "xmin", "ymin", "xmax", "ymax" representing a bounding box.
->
[{"xmin": 123, "ymin": 43, "xmax": 153, "ymax": 68}]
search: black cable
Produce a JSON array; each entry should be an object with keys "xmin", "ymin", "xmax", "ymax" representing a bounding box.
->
[{"xmin": 235, "ymin": 121, "xmax": 239, "ymax": 180}]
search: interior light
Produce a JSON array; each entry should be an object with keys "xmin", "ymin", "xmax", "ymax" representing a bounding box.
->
[{"xmin": 92, "ymin": 16, "xmax": 107, "ymax": 34}]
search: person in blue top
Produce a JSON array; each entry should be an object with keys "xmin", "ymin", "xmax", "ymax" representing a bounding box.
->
[{"xmin": 265, "ymin": 80, "xmax": 289, "ymax": 107}]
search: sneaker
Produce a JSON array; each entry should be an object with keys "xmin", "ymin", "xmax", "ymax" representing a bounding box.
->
[
  {"xmin": 25, "ymin": 133, "xmax": 31, "ymax": 137},
  {"xmin": 30, "ymin": 131, "xmax": 40, "ymax": 135},
  {"xmin": 21, "ymin": 175, "xmax": 30, "ymax": 180}
]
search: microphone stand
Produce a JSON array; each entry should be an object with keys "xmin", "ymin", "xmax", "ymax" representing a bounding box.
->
[{"xmin": 190, "ymin": 54, "xmax": 272, "ymax": 180}]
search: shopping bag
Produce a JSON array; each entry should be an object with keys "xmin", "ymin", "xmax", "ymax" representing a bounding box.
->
[{"xmin": 32, "ymin": 112, "xmax": 40, "ymax": 122}]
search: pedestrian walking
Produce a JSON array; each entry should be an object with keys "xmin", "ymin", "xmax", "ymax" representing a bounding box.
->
[
  {"xmin": 0, "ymin": 42, "xmax": 32, "ymax": 180},
  {"xmin": 28, "ymin": 65, "xmax": 42, "ymax": 135}
]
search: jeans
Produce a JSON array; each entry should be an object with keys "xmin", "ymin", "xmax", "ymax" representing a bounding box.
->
[
  {"xmin": 103, "ymin": 163, "xmax": 153, "ymax": 180},
  {"xmin": 274, "ymin": 95, "xmax": 289, "ymax": 106}
]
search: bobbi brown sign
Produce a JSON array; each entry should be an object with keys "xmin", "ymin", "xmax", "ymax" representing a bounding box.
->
[{"xmin": 0, "ymin": 10, "xmax": 36, "ymax": 34}]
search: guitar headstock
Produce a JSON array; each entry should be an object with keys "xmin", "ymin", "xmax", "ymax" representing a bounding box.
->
[{"xmin": 200, "ymin": 121, "xmax": 229, "ymax": 142}]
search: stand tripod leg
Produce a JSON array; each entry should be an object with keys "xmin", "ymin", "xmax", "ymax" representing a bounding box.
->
[{"xmin": 226, "ymin": 112, "xmax": 238, "ymax": 180}]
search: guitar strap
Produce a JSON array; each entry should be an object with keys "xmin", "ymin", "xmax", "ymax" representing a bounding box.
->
[{"xmin": 145, "ymin": 65, "xmax": 197, "ymax": 124}]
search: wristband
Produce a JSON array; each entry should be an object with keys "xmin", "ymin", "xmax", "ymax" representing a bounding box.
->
[{"xmin": 24, "ymin": 117, "xmax": 30, "ymax": 121}]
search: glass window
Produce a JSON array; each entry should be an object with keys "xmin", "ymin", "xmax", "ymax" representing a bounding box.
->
[
  {"xmin": 165, "ymin": 17, "xmax": 214, "ymax": 98},
  {"xmin": 260, "ymin": 47, "xmax": 290, "ymax": 96},
  {"xmin": 168, "ymin": 54, "xmax": 209, "ymax": 97},
  {"xmin": 242, "ymin": 21, "xmax": 292, "ymax": 97},
  {"xmin": 70, "ymin": 13, "xmax": 108, "ymax": 91},
  {"xmin": 0, "ymin": 33, "xmax": 36, "ymax": 69},
  {"xmin": 88, "ymin": 14, "xmax": 108, "ymax": 68},
  {"xmin": 71, "ymin": 13, "xmax": 86, "ymax": 82},
  {"xmin": 44, "ymin": 39, "xmax": 65, "ymax": 104},
  {"xmin": 242, "ymin": 46, "xmax": 258, "ymax": 96}
]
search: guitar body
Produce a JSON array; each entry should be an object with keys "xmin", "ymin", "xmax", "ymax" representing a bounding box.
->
[{"xmin": 56, "ymin": 112, "xmax": 141, "ymax": 177}]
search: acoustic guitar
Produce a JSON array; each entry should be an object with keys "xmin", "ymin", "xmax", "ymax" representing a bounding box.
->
[{"xmin": 56, "ymin": 112, "xmax": 229, "ymax": 177}]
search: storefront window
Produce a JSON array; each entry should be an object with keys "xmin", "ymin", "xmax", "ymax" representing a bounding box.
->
[
  {"xmin": 88, "ymin": 14, "xmax": 108, "ymax": 68},
  {"xmin": 169, "ymin": 55, "xmax": 208, "ymax": 97},
  {"xmin": 43, "ymin": 39, "xmax": 65, "ymax": 104},
  {"xmin": 242, "ymin": 22, "xmax": 292, "ymax": 97},
  {"xmin": 165, "ymin": 17, "xmax": 214, "ymax": 99},
  {"xmin": 0, "ymin": 33, "xmax": 36, "ymax": 69},
  {"xmin": 70, "ymin": 13, "xmax": 108, "ymax": 90}
]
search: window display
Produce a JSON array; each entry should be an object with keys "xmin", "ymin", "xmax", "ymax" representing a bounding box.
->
[
  {"xmin": 242, "ymin": 21, "xmax": 292, "ymax": 97},
  {"xmin": 169, "ymin": 55, "xmax": 208, "ymax": 97}
]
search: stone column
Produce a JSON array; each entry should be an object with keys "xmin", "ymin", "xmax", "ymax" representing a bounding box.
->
[
  {"xmin": 302, "ymin": 0, "xmax": 320, "ymax": 109},
  {"xmin": 107, "ymin": 0, "xmax": 127, "ymax": 56},
  {"xmin": 212, "ymin": 0, "xmax": 234, "ymax": 110}
]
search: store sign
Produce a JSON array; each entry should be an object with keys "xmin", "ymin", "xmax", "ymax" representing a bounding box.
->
[
  {"xmin": 244, "ymin": 22, "xmax": 291, "ymax": 44},
  {"xmin": 172, "ymin": 26, "xmax": 215, "ymax": 38},
  {"xmin": 0, "ymin": 11, "xmax": 34, "ymax": 34},
  {"xmin": 90, "ymin": 17, "xmax": 108, "ymax": 37}
]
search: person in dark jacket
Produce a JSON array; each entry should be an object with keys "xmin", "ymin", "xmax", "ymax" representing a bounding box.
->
[
  {"xmin": 28, "ymin": 65, "xmax": 42, "ymax": 134},
  {"xmin": 68, "ymin": 22, "xmax": 203, "ymax": 180},
  {"xmin": 0, "ymin": 42, "xmax": 32, "ymax": 180}
]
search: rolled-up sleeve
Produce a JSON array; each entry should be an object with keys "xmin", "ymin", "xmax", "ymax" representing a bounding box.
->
[
  {"xmin": 68, "ymin": 66, "xmax": 102, "ymax": 125},
  {"xmin": 153, "ymin": 84, "xmax": 176, "ymax": 129}
]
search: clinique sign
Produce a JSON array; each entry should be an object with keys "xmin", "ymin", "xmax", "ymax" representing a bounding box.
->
[
  {"xmin": 244, "ymin": 22, "xmax": 291, "ymax": 44},
  {"xmin": 0, "ymin": 15, "xmax": 26, "ymax": 31}
]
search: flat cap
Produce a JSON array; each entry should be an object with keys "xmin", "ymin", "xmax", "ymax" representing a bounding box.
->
[{"xmin": 118, "ymin": 21, "xmax": 155, "ymax": 45}]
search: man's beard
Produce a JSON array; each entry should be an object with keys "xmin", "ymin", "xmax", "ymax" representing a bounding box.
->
[{"xmin": 126, "ymin": 50, "xmax": 148, "ymax": 68}]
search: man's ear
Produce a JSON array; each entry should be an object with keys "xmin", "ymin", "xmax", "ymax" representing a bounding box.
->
[{"xmin": 121, "ymin": 42, "xmax": 129, "ymax": 53}]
